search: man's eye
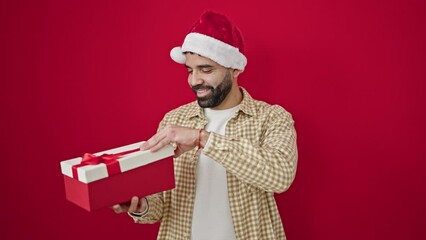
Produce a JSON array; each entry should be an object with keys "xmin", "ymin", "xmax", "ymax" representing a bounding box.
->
[{"xmin": 201, "ymin": 68, "xmax": 212, "ymax": 73}]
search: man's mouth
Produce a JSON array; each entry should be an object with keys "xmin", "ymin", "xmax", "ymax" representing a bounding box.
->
[{"xmin": 196, "ymin": 88, "xmax": 211, "ymax": 98}]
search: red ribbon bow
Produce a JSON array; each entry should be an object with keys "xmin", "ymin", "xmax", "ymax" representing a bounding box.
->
[{"xmin": 72, "ymin": 148, "xmax": 140, "ymax": 180}]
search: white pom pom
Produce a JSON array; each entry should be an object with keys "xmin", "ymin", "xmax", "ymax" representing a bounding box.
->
[{"xmin": 170, "ymin": 47, "xmax": 186, "ymax": 64}]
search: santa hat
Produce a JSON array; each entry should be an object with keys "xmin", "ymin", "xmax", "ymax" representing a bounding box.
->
[{"xmin": 170, "ymin": 11, "xmax": 247, "ymax": 71}]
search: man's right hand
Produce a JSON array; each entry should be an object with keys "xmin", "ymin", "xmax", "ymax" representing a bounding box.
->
[{"xmin": 112, "ymin": 196, "xmax": 147, "ymax": 214}]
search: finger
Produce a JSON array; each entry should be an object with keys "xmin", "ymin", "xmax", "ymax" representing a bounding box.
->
[
  {"xmin": 111, "ymin": 204, "xmax": 128, "ymax": 214},
  {"xmin": 174, "ymin": 146, "xmax": 184, "ymax": 158},
  {"xmin": 140, "ymin": 132, "xmax": 166, "ymax": 151},
  {"xmin": 143, "ymin": 133, "xmax": 170, "ymax": 152},
  {"xmin": 140, "ymin": 139, "xmax": 153, "ymax": 151},
  {"xmin": 137, "ymin": 198, "xmax": 147, "ymax": 213},
  {"xmin": 149, "ymin": 137, "xmax": 170, "ymax": 152},
  {"xmin": 128, "ymin": 196, "xmax": 139, "ymax": 213},
  {"xmin": 111, "ymin": 204, "xmax": 123, "ymax": 213}
]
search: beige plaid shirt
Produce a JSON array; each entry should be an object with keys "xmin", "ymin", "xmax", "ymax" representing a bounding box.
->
[{"xmin": 135, "ymin": 88, "xmax": 298, "ymax": 240}]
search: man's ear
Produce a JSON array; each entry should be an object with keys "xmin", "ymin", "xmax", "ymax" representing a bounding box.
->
[{"xmin": 232, "ymin": 69, "xmax": 241, "ymax": 79}]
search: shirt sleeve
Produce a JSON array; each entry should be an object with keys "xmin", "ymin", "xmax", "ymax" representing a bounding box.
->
[
  {"xmin": 132, "ymin": 194, "xmax": 164, "ymax": 224},
  {"xmin": 202, "ymin": 105, "xmax": 298, "ymax": 193}
]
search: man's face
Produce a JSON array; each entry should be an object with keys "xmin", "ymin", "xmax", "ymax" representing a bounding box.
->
[{"xmin": 185, "ymin": 53, "xmax": 233, "ymax": 109}]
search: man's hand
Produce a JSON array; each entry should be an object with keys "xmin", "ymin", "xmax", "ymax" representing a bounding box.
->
[
  {"xmin": 111, "ymin": 196, "xmax": 147, "ymax": 214},
  {"xmin": 140, "ymin": 125, "xmax": 201, "ymax": 157}
]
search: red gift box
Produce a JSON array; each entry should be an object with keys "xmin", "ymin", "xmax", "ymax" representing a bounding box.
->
[{"xmin": 60, "ymin": 142, "xmax": 175, "ymax": 211}]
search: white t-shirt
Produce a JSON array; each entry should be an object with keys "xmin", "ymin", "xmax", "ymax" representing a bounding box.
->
[{"xmin": 191, "ymin": 105, "xmax": 240, "ymax": 240}]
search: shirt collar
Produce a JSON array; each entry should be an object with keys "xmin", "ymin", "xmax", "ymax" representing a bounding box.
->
[{"xmin": 238, "ymin": 87, "xmax": 257, "ymax": 117}]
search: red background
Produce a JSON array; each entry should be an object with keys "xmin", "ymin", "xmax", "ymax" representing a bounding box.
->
[{"xmin": 1, "ymin": 0, "xmax": 425, "ymax": 239}]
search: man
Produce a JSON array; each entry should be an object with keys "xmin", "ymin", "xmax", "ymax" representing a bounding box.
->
[{"xmin": 112, "ymin": 10, "xmax": 298, "ymax": 240}]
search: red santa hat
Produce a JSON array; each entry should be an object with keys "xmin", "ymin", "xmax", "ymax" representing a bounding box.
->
[{"xmin": 170, "ymin": 11, "xmax": 247, "ymax": 71}]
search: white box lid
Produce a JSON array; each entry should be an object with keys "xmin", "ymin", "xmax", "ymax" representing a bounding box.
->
[{"xmin": 60, "ymin": 142, "xmax": 174, "ymax": 183}]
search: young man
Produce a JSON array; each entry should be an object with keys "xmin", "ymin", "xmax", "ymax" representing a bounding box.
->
[{"xmin": 113, "ymin": 10, "xmax": 298, "ymax": 240}]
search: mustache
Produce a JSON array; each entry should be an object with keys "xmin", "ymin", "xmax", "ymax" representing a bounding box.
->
[{"xmin": 191, "ymin": 84, "xmax": 214, "ymax": 91}]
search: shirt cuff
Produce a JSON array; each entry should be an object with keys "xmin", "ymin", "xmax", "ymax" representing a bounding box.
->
[{"xmin": 127, "ymin": 198, "xmax": 149, "ymax": 223}]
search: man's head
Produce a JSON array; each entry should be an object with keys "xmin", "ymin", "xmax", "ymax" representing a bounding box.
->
[
  {"xmin": 171, "ymin": 11, "xmax": 246, "ymax": 109},
  {"xmin": 170, "ymin": 10, "xmax": 247, "ymax": 71}
]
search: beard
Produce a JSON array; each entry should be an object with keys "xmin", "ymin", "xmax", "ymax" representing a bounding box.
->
[{"xmin": 191, "ymin": 71, "xmax": 232, "ymax": 108}]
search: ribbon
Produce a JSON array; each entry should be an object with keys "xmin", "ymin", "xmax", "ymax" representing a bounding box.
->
[{"xmin": 72, "ymin": 148, "xmax": 140, "ymax": 180}]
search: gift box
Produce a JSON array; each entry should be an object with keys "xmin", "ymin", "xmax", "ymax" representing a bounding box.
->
[{"xmin": 60, "ymin": 142, "xmax": 175, "ymax": 211}]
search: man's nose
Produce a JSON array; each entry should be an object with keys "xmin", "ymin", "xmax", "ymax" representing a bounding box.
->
[{"xmin": 189, "ymin": 71, "xmax": 203, "ymax": 86}]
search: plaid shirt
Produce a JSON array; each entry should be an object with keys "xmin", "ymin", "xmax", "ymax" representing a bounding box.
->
[{"xmin": 135, "ymin": 88, "xmax": 298, "ymax": 240}]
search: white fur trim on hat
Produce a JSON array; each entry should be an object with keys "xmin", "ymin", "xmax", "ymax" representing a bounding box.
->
[
  {"xmin": 170, "ymin": 33, "xmax": 247, "ymax": 71},
  {"xmin": 170, "ymin": 47, "xmax": 186, "ymax": 64}
]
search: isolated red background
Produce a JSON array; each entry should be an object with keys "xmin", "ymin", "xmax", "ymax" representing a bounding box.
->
[{"xmin": 1, "ymin": 0, "xmax": 425, "ymax": 239}]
